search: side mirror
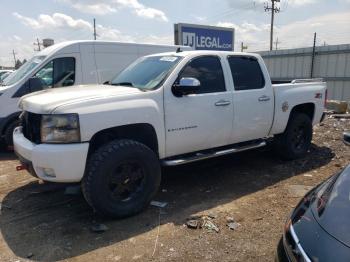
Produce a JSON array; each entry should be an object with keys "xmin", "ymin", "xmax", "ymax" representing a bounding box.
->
[
  {"xmin": 28, "ymin": 77, "xmax": 44, "ymax": 92},
  {"xmin": 343, "ymin": 132, "xmax": 350, "ymax": 146},
  {"xmin": 172, "ymin": 77, "xmax": 200, "ymax": 97}
]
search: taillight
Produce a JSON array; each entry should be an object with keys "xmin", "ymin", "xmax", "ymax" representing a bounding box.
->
[{"xmin": 324, "ymin": 89, "xmax": 328, "ymax": 108}]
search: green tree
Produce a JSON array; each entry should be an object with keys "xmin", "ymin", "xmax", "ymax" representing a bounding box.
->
[{"xmin": 15, "ymin": 59, "xmax": 22, "ymax": 69}]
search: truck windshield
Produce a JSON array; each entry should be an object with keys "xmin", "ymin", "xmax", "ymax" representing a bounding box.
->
[
  {"xmin": 110, "ymin": 55, "xmax": 182, "ymax": 90},
  {"xmin": 3, "ymin": 56, "xmax": 46, "ymax": 86}
]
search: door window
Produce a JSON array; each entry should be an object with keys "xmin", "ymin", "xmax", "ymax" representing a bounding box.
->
[
  {"xmin": 34, "ymin": 57, "xmax": 75, "ymax": 89},
  {"xmin": 178, "ymin": 56, "xmax": 226, "ymax": 94},
  {"xmin": 34, "ymin": 61, "xmax": 53, "ymax": 89},
  {"xmin": 53, "ymin": 57, "xmax": 75, "ymax": 87},
  {"xmin": 227, "ymin": 56, "xmax": 265, "ymax": 91}
]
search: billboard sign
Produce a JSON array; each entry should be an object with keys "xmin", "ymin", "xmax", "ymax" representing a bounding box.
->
[{"xmin": 174, "ymin": 23, "xmax": 235, "ymax": 51}]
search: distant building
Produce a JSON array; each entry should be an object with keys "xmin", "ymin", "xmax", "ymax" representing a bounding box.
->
[{"xmin": 259, "ymin": 44, "xmax": 350, "ymax": 101}]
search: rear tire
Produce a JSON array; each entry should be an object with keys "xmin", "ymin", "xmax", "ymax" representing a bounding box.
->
[
  {"xmin": 274, "ymin": 113, "xmax": 312, "ymax": 160},
  {"xmin": 82, "ymin": 139, "xmax": 161, "ymax": 218},
  {"xmin": 4, "ymin": 119, "xmax": 21, "ymax": 148}
]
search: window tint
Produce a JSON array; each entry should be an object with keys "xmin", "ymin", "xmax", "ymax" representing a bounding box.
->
[
  {"xmin": 34, "ymin": 57, "xmax": 75, "ymax": 89},
  {"xmin": 227, "ymin": 56, "xmax": 265, "ymax": 91},
  {"xmin": 34, "ymin": 61, "xmax": 53, "ymax": 89},
  {"xmin": 179, "ymin": 56, "xmax": 226, "ymax": 94},
  {"xmin": 53, "ymin": 57, "xmax": 75, "ymax": 87}
]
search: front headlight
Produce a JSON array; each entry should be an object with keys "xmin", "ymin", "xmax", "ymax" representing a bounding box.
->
[{"xmin": 41, "ymin": 114, "xmax": 80, "ymax": 143}]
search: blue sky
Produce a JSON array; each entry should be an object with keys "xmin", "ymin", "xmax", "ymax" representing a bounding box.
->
[{"xmin": 1, "ymin": 0, "xmax": 350, "ymax": 66}]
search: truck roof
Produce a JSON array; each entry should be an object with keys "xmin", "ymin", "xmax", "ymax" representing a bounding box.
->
[{"xmin": 147, "ymin": 50, "xmax": 261, "ymax": 59}]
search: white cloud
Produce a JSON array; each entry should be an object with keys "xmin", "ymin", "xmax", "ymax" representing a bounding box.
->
[
  {"xmin": 13, "ymin": 12, "xmax": 137, "ymax": 43},
  {"xmin": 275, "ymin": 12, "xmax": 350, "ymax": 48},
  {"xmin": 58, "ymin": 0, "xmax": 168, "ymax": 21},
  {"xmin": 288, "ymin": 0, "xmax": 317, "ymax": 6},
  {"xmin": 12, "ymin": 35, "xmax": 22, "ymax": 41},
  {"xmin": 68, "ymin": 2, "xmax": 117, "ymax": 15},
  {"xmin": 137, "ymin": 34, "xmax": 173, "ymax": 45},
  {"xmin": 218, "ymin": 11, "xmax": 350, "ymax": 51},
  {"xmin": 113, "ymin": 0, "xmax": 168, "ymax": 21},
  {"xmin": 0, "ymin": 36, "xmax": 33, "ymax": 67},
  {"xmin": 13, "ymin": 12, "xmax": 92, "ymax": 31}
]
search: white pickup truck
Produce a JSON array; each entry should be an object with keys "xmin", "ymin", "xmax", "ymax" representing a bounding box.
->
[{"xmin": 13, "ymin": 50, "xmax": 327, "ymax": 218}]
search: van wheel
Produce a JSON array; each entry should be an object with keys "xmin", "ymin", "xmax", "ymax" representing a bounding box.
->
[
  {"xmin": 274, "ymin": 113, "xmax": 312, "ymax": 160},
  {"xmin": 82, "ymin": 139, "xmax": 161, "ymax": 218},
  {"xmin": 4, "ymin": 119, "xmax": 21, "ymax": 148}
]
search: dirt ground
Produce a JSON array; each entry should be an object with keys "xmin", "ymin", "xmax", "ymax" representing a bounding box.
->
[{"xmin": 0, "ymin": 116, "xmax": 349, "ymax": 262}]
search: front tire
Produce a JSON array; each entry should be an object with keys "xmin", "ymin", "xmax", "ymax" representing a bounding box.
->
[
  {"xmin": 82, "ymin": 139, "xmax": 161, "ymax": 218},
  {"xmin": 4, "ymin": 119, "xmax": 21, "ymax": 148},
  {"xmin": 274, "ymin": 113, "xmax": 312, "ymax": 160}
]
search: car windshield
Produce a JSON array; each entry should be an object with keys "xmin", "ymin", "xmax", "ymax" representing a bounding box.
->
[
  {"xmin": 3, "ymin": 56, "xmax": 46, "ymax": 86},
  {"xmin": 110, "ymin": 55, "xmax": 182, "ymax": 90},
  {"xmin": 0, "ymin": 72, "xmax": 11, "ymax": 81}
]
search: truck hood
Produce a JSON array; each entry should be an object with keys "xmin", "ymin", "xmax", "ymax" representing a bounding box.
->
[{"xmin": 19, "ymin": 84, "xmax": 143, "ymax": 114}]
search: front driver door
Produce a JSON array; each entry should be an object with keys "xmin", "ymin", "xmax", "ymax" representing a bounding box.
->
[{"xmin": 164, "ymin": 55, "xmax": 233, "ymax": 157}]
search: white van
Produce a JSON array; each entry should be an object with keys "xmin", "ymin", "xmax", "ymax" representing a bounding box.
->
[{"xmin": 0, "ymin": 40, "xmax": 190, "ymax": 147}]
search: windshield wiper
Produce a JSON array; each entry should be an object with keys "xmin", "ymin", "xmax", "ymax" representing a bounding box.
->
[{"xmin": 111, "ymin": 82, "xmax": 134, "ymax": 87}]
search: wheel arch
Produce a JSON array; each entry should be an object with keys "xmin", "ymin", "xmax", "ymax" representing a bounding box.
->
[
  {"xmin": 88, "ymin": 123, "xmax": 159, "ymax": 157},
  {"xmin": 289, "ymin": 103, "xmax": 315, "ymax": 122}
]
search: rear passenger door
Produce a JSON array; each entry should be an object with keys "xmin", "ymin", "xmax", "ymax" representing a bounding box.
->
[
  {"xmin": 227, "ymin": 56, "xmax": 274, "ymax": 143},
  {"xmin": 164, "ymin": 56, "xmax": 233, "ymax": 157}
]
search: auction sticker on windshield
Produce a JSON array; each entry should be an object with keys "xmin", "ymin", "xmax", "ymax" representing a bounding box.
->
[{"xmin": 159, "ymin": 56, "xmax": 178, "ymax": 62}]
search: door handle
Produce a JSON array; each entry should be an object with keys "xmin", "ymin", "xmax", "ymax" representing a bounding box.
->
[
  {"xmin": 215, "ymin": 100, "xmax": 231, "ymax": 106},
  {"xmin": 258, "ymin": 95, "xmax": 271, "ymax": 102}
]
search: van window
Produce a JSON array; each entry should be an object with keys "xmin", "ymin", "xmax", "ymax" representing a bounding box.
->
[
  {"xmin": 227, "ymin": 56, "xmax": 265, "ymax": 91},
  {"xmin": 35, "ymin": 61, "xmax": 53, "ymax": 89},
  {"xmin": 34, "ymin": 57, "xmax": 75, "ymax": 89}
]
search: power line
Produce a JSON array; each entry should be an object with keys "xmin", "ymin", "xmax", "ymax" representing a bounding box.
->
[
  {"xmin": 205, "ymin": 2, "xmax": 255, "ymax": 23},
  {"xmin": 265, "ymin": 0, "xmax": 280, "ymax": 51}
]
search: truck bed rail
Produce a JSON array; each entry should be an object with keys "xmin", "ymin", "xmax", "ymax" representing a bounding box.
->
[{"xmin": 291, "ymin": 78, "xmax": 324, "ymax": 84}]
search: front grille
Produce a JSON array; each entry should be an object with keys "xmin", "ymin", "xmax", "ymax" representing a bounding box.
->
[{"xmin": 22, "ymin": 112, "xmax": 41, "ymax": 144}]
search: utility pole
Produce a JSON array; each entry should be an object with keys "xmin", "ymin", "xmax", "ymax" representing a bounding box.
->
[
  {"xmin": 310, "ymin": 32, "xmax": 317, "ymax": 78},
  {"xmin": 93, "ymin": 18, "xmax": 97, "ymax": 40},
  {"xmin": 241, "ymin": 42, "xmax": 248, "ymax": 52},
  {"xmin": 274, "ymin": 37, "xmax": 281, "ymax": 50},
  {"xmin": 33, "ymin": 38, "xmax": 42, "ymax": 51},
  {"xmin": 12, "ymin": 50, "xmax": 17, "ymax": 67},
  {"xmin": 265, "ymin": 0, "xmax": 280, "ymax": 51}
]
